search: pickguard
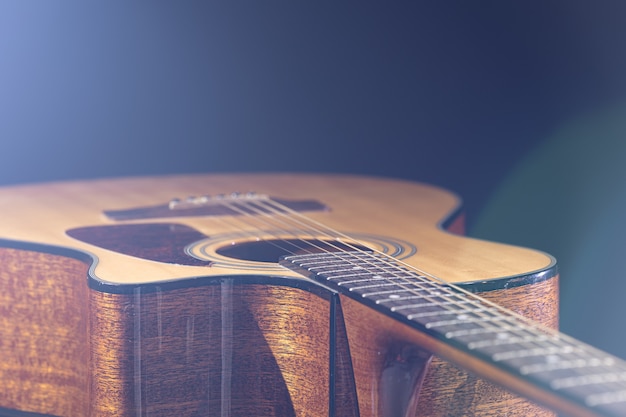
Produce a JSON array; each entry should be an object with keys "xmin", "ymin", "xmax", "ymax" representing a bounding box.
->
[{"xmin": 66, "ymin": 223, "xmax": 417, "ymax": 269}]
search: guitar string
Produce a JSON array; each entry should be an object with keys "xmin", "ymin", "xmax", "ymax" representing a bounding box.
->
[
  {"xmin": 252, "ymin": 197, "xmax": 564, "ymax": 350},
  {"xmin": 258, "ymin": 197, "xmax": 622, "ymax": 368},
  {"xmin": 190, "ymin": 194, "xmax": 626, "ymax": 403},
  {"xmin": 219, "ymin": 196, "xmax": 560, "ymax": 348},
  {"xmin": 175, "ymin": 193, "xmax": 626, "ymax": 404},
  {"xmin": 259, "ymin": 198, "xmax": 622, "ymax": 355},
  {"xmin": 189, "ymin": 194, "xmax": 318, "ymax": 256},
  {"xmin": 201, "ymin": 195, "xmax": 563, "ymax": 356},
  {"xmin": 248, "ymin": 198, "xmax": 626, "ymax": 400}
]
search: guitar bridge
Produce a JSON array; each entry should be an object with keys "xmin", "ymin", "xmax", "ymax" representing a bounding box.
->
[{"xmin": 103, "ymin": 196, "xmax": 329, "ymax": 221}]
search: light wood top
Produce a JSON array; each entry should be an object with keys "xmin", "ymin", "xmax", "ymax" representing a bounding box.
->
[{"xmin": 0, "ymin": 173, "xmax": 554, "ymax": 286}]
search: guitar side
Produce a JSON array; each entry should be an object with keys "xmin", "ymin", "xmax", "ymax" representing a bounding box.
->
[{"xmin": 0, "ymin": 174, "xmax": 559, "ymax": 416}]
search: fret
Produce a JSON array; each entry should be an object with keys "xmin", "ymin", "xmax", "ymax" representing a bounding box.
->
[
  {"xmin": 345, "ymin": 279, "xmax": 445, "ymax": 293},
  {"xmin": 291, "ymin": 252, "xmax": 378, "ymax": 264},
  {"xmin": 323, "ymin": 272, "xmax": 377, "ymax": 281},
  {"xmin": 362, "ymin": 289, "xmax": 426, "ymax": 299},
  {"xmin": 480, "ymin": 340, "xmax": 626, "ymax": 412},
  {"xmin": 444, "ymin": 324, "xmax": 532, "ymax": 339},
  {"xmin": 492, "ymin": 349, "xmax": 588, "ymax": 375},
  {"xmin": 422, "ymin": 310, "xmax": 502, "ymax": 330},
  {"xmin": 382, "ymin": 298, "xmax": 474, "ymax": 309},
  {"xmin": 362, "ymin": 287, "xmax": 452, "ymax": 299},
  {"xmin": 492, "ymin": 345, "xmax": 579, "ymax": 363},
  {"xmin": 324, "ymin": 269, "xmax": 416, "ymax": 280},
  {"xmin": 467, "ymin": 333, "xmax": 553, "ymax": 350},
  {"xmin": 551, "ymin": 372, "xmax": 626, "ymax": 390},
  {"xmin": 520, "ymin": 357, "xmax": 616, "ymax": 375},
  {"xmin": 360, "ymin": 282, "xmax": 458, "ymax": 302},
  {"xmin": 586, "ymin": 390, "xmax": 626, "ymax": 407},
  {"xmin": 330, "ymin": 271, "xmax": 418, "ymax": 283},
  {"xmin": 335, "ymin": 275, "xmax": 410, "ymax": 285},
  {"xmin": 347, "ymin": 282, "xmax": 421, "ymax": 291},
  {"xmin": 400, "ymin": 306, "xmax": 489, "ymax": 320},
  {"xmin": 306, "ymin": 262, "xmax": 390, "ymax": 272},
  {"xmin": 453, "ymin": 328, "xmax": 558, "ymax": 359}
]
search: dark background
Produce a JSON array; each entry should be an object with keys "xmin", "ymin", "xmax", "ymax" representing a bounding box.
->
[{"xmin": 2, "ymin": 2, "xmax": 626, "ymax": 360}]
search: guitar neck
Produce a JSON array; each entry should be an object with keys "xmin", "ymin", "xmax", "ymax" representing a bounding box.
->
[{"xmin": 281, "ymin": 251, "xmax": 626, "ymax": 417}]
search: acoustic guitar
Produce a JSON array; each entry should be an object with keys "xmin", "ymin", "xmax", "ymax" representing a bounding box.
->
[{"xmin": 0, "ymin": 173, "xmax": 624, "ymax": 417}]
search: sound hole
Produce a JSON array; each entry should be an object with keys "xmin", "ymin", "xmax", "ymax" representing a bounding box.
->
[{"xmin": 216, "ymin": 239, "xmax": 371, "ymax": 263}]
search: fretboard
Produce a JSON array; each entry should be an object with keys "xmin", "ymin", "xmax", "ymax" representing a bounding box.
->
[{"xmin": 281, "ymin": 251, "xmax": 626, "ymax": 417}]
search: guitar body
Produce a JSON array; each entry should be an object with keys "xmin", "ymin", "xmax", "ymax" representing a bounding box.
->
[{"xmin": 0, "ymin": 174, "xmax": 558, "ymax": 417}]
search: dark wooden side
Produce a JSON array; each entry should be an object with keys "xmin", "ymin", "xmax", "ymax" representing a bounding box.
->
[
  {"xmin": 0, "ymin": 247, "xmax": 337, "ymax": 417},
  {"xmin": 0, "ymin": 246, "xmax": 559, "ymax": 417},
  {"xmin": 89, "ymin": 282, "xmax": 335, "ymax": 416},
  {"xmin": 414, "ymin": 276, "xmax": 559, "ymax": 417},
  {"xmin": 0, "ymin": 248, "xmax": 90, "ymax": 417},
  {"xmin": 337, "ymin": 274, "xmax": 560, "ymax": 417}
]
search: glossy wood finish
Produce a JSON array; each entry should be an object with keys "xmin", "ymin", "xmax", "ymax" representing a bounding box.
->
[
  {"xmin": 0, "ymin": 174, "xmax": 573, "ymax": 416},
  {"xmin": 415, "ymin": 275, "xmax": 559, "ymax": 417},
  {"xmin": 89, "ymin": 282, "xmax": 331, "ymax": 416},
  {"xmin": 0, "ymin": 173, "xmax": 553, "ymax": 286},
  {"xmin": 334, "ymin": 274, "xmax": 559, "ymax": 417},
  {"xmin": 0, "ymin": 246, "xmax": 332, "ymax": 416},
  {"xmin": 0, "ymin": 245, "xmax": 560, "ymax": 417},
  {"xmin": 0, "ymin": 248, "xmax": 89, "ymax": 417}
]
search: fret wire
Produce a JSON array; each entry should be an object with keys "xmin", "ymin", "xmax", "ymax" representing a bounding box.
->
[
  {"xmin": 324, "ymin": 272, "xmax": 380, "ymax": 281},
  {"xmin": 459, "ymin": 319, "xmax": 571, "ymax": 361},
  {"xmin": 333, "ymin": 274, "xmax": 414, "ymax": 285},
  {"xmin": 363, "ymin": 288, "xmax": 447, "ymax": 297},
  {"xmin": 520, "ymin": 357, "xmax": 616, "ymax": 376},
  {"xmin": 375, "ymin": 294, "xmax": 450, "ymax": 303},
  {"xmin": 376, "ymin": 295, "xmax": 472, "ymax": 311},
  {"xmin": 550, "ymin": 371, "xmax": 626, "ymax": 390},
  {"xmin": 467, "ymin": 333, "xmax": 554, "ymax": 350},
  {"xmin": 401, "ymin": 306, "xmax": 491, "ymax": 320},
  {"xmin": 492, "ymin": 345, "xmax": 580, "ymax": 362},
  {"xmin": 389, "ymin": 299, "xmax": 475, "ymax": 311},
  {"xmin": 310, "ymin": 266, "xmax": 398, "ymax": 275},
  {"xmin": 445, "ymin": 324, "xmax": 531, "ymax": 339},
  {"xmin": 586, "ymin": 390, "xmax": 626, "ymax": 407},
  {"xmin": 299, "ymin": 259, "xmax": 387, "ymax": 267}
]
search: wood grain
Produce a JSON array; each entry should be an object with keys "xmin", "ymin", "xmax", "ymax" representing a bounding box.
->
[
  {"xmin": 89, "ymin": 281, "xmax": 333, "ymax": 417},
  {"xmin": 87, "ymin": 275, "xmax": 561, "ymax": 417},
  {"xmin": 0, "ymin": 248, "xmax": 89, "ymax": 417},
  {"xmin": 0, "ymin": 246, "xmax": 560, "ymax": 416},
  {"xmin": 415, "ymin": 275, "xmax": 560, "ymax": 417},
  {"xmin": 339, "ymin": 273, "xmax": 560, "ymax": 417}
]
